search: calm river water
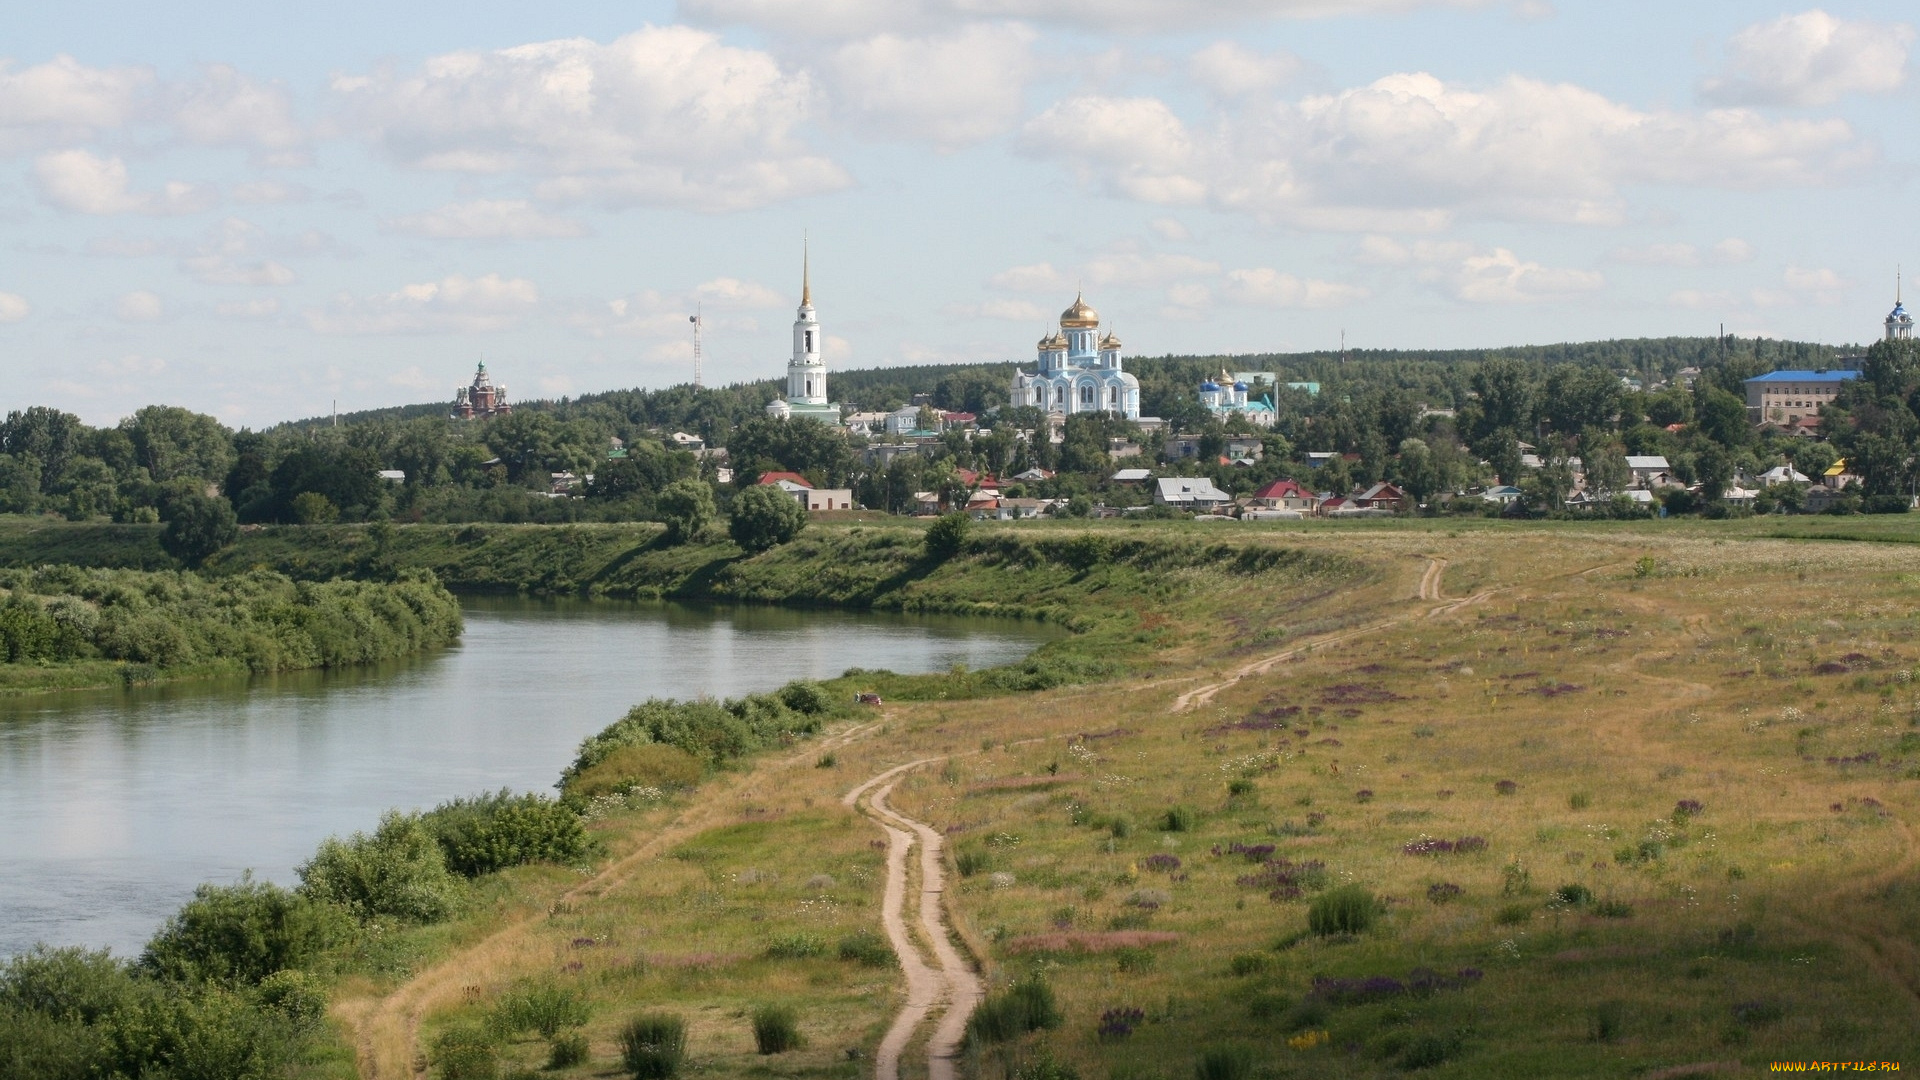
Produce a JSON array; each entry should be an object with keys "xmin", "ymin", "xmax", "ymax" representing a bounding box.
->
[{"xmin": 0, "ymin": 597, "xmax": 1056, "ymax": 958}]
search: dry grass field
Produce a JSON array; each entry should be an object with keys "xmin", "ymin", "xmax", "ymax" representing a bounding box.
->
[{"xmin": 333, "ymin": 522, "xmax": 1920, "ymax": 1080}]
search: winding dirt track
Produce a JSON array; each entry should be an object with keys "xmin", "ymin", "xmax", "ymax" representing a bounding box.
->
[
  {"xmin": 1172, "ymin": 557, "xmax": 1480, "ymax": 712},
  {"xmin": 844, "ymin": 760, "xmax": 982, "ymax": 1080}
]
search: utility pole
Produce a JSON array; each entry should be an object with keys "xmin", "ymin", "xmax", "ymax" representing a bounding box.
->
[{"xmin": 689, "ymin": 304, "xmax": 705, "ymax": 389}]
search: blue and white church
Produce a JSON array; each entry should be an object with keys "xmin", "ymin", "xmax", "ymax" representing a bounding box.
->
[
  {"xmin": 765, "ymin": 245, "xmax": 841, "ymax": 424},
  {"xmin": 1010, "ymin": 294, "xmax": 1141, "ymax": 419}
]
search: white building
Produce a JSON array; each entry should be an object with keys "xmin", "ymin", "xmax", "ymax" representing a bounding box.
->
[
  {"xmin": 1009, "ymin": 294, "xmax": 1141, "ymax": 419},
  {"xmin": 1198, "ymin": 369, "xmax": 1276, "ymax": 427},
  {"xmin": 765, "ymin": 244, "xmax": 841, "ymax": 425},
  {"xmin": 1153, "ymin": 477, "xmax": 1232, "ymax": 511}
]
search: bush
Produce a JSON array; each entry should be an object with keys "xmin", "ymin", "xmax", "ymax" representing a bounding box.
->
[
  {"xmin": 778, "ymin": 680, "xmax": 832, "ymax": 714},
  {"xmin": 1161, "ymin": 805, "xmax": 1197, "ymax": 832},
  {"xmin": 1015, "ymin": 1050, "xmax": 1081, "ymax": 1080},
  {"xmin": 728, "ymin": 485, "xmax": 808, "ymax": 553},
  {"xmin": 430, "ymin": 1023, "xmax": 499, "ymax": 1080},
  {"xmin": 1307, "ymin": 884, "xmax": 1378, "ymax": 937},
  {"xmin": 296, "ymin": 810, "xmax": 463, "ymax": 924},
  {"xmin": 751, "ymin": 1003, "xmax": 803, "ymax": 1054},
  {"xmin": 1228, "ymin": 952, "xmax": 1272, "ymax": 976},
  {"xmin": 290, "ymin": 491, "xmax": 339, "ymax": 525},
  {"xmin": 955, "ymin": 849, "xmax": 990, "ymax": 877},
  {"xmin": 1590, "ymin": 1001, "xmax": 1625, "ymax": 1042},
  {"xmin": 1401, "ymin": 1032, "xmax": 1461, "ymax": 1069},
  {"xmin": 764, "ymin": 933, "xmax": 825, "ymax": 959},
  {"xmin": 423, "ymin": 790, "xmax": 592, "ymax": 878},
  {"xmin": 491, "ymin": 978, "xmax": 590, "ymax": 1039},
  {"xmin": 619, "ymin": 1013, "xmax": 686, "ymax": 1079},
  {"xmin": 1494, "ymin": 902, "xmax": 1533, "ymax": 925},
  {"xmin": 1195, "ymin": 1045, "xmax": 1255, "ymax": 1080},
  {"xmin": 139, "ymin": 874, "xmax": 353, "ymax": 984},
  {"xmin": 655, "ymin": 478, "xmax": 716, "ymax": 543},
  {"xmin": 837, "ymin": 931, "xmax": 895, "ymax": 967},
  {"xmin": 160, "ymin": 494, "xmax": 238, "ymax": 566},
  {"xmin": 1554, "ymin": 883, "xmax": 1593, "ymax": 906},
  {"xmin": 924, "ymin": 512, "xmax": 970, "ymax": 560},
  {"xmin": 548, "ymin": 1031, "xmax": 590, "ymax": 1068},
  {"xmin": 966, "ymin": 975, "xmax": 1062, "ymax": 1046},
  {"xmin": 564, "ymin": 687, "xmax": 833, "ymax": 777},
  {"xmin": 566, "ymin": 743, "xmax": 704, "ymax": 799}
]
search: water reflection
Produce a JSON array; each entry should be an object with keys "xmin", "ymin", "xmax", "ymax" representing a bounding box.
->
[{"xmin": 0, "ymin": 597, "xmax": 1057, "ymax": 957}]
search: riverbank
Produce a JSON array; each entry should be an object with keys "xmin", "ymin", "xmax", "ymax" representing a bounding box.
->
[{"xmin": 0, "ymin": 566, "xmax": 462, "ymax": 695}]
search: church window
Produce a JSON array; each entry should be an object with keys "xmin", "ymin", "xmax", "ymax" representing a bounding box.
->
[{"xmin": 805, "ymin": 330, "xmax": 814, "ymax": 351}]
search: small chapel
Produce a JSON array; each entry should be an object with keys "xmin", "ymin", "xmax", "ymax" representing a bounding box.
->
[
  {"xmin": 1009, "ymin": 294, "xmax": 1141, "ymax": 419},
  {"xmin": 764, "ymin": 244, "xmax": 842, "ymax": 425}
]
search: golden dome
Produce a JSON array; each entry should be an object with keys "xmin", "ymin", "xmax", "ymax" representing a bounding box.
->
[
  {"xmin": 1037, "ymin": 331, "xmax": 1067, "ymax": 350},
  {"xmin": 1099, "ymin": 331, "xmax": 1122, "ymax": 350},
  {"xmin": 1059, "ymin": 292, "xmax": 1099, "ymax": 328}
]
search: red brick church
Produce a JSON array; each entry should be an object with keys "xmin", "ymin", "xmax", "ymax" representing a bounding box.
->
[{"xmin": 452, "ymin": 361, "xmax": 511, "ymax": 419}]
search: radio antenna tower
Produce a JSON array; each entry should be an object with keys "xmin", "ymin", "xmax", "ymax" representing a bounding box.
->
[{"xmin": 689, "ymin": 304, "xmax": 704, "ymax": 389}]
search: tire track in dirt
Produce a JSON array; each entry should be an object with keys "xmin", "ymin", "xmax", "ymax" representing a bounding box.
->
[
  {"xmin": 342, "ymin": 720, "xmax": 883, "ymax": 1079},
  {"xmin": 845, "ymin": 760, "xmax": 983, "ymax": 1080},
  {"xmin": 1173, "ymin": 558, "xmax": 1485, "ymax": 712}
]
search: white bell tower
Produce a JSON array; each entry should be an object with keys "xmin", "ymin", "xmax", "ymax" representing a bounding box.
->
[{"xmin": 788, "ymin": 240, "xmax": 826, "ymax": 405}]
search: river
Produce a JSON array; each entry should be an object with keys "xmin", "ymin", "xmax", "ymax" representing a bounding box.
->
[{"xmin": 0, "ymin": 597, "xmax": 1058, "ymax": 959}]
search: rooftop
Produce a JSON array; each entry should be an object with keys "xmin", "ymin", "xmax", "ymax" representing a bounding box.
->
[{"xmin": 1744, "ymin": 369, "xmax": 1860, "ymax": 384}]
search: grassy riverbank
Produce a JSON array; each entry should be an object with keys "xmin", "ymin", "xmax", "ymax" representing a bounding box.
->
[{"xmin": 0, "ymin": 566, "xmax": 462, "ymax": 694}]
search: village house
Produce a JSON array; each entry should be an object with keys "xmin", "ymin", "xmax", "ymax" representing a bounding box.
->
[
  {"xmin": 1245, "ymin": 478, "xmax": 1319, "ymax": 514},
  {"xmin": 1626, "ymin": 455, "xmax": 1677, "ymax": 489},
  {"xmin": 755, "ymin": 471, "xmax": 853, "ymax": 511},
  {"xmin": 1153, "ymin": 477, "xmax": 1232, "ymax": 512},
  {"xmin": 1352, "ymin": 481, "xmax": 1408, "ymax": 511},
  {"xmin": 1111, "ymin": 467, "xmax": 1152, "ymax": 485}
]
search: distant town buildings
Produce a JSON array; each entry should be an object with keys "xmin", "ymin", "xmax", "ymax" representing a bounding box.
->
[
  {"xmin": 452, "ymin": 361, "xmax": 510, "ymax": 419},
  {"xmin": 1009, "ymin": 294, "xmax": 1142, "ymax": 419}
]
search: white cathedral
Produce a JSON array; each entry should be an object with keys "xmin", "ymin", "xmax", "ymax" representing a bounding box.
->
[
  {"xmin": 764, "ymin": 245, "xmax": 841, "ymax": 424},
  {"xmin": 1009, "ymin": 294, "xmax": 1141, "ymax": 419}
]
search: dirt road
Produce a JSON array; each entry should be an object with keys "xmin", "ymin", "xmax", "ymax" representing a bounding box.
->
[{"xmin": 845, "ymin": 761, "xmax": 983, "ymax": 1080}]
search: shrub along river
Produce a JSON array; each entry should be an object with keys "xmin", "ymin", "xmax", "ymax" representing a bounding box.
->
[{"xmin": 0, "ymin": 596, "xmax": 1059, "ymax": 958}]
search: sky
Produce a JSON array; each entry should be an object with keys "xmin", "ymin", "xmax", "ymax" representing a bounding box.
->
[{"xmin": 0, "ymin": 0, "xmax": 1915, "ymax": 427}]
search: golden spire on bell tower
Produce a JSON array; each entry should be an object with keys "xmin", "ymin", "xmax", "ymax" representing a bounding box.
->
[{"xmin": 801, "ymin": 233, "xmax": 811, "ymax": 307}]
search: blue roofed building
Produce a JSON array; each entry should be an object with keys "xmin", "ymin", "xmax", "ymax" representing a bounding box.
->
[{"xmin": 1743, "ymin": 369, "xmax": 1858, "ymax": 425}]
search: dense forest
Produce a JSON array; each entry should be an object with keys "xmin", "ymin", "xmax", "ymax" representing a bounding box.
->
[{"xmin": 0, "ymin": 334, "xmax": 1907, "ymax": 536}]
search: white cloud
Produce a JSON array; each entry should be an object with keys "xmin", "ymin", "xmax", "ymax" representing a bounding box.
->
[
  {"xmin": 1360, "ymin": 236, "xmax": 1600, "ymax": 302},
  {"xmin": 1610, "ymin": 243, "xmax": 1700, "ymax": 267},
  {"xmin": 384, "ymin": 199, "xmax": 589, "ymax": 240},
  {"xmin": 1149, "ymin": 217, "xmax": 1191, "ymax": 241},
  {"xmin": 213, "ymin": 298, "xmax": 281, "ymax": 320},
  {"xmin": 577, "ymin": 276, "xmax": 782, "ymax": 339},
  {"xmin": 333, "ymin": 26, "xmax": 848, "ymax": 213},
  {"xmin": 165, "ymin": 64, "xmax": 307, "ymax": 162},
  {"xmin": 232, "ymin": 180, "xmax": 309, "ymax": 204},
  {"xmin": 1761, "ymin": 265, "xmax": 1849, "ymax": 307},
  {"xmin": 947, "ymin": 299, "xmax": 1047, "ymax": 320},
  {"xmin": 306, "ymin": 273, "xmax": 540, "ymax": 334},
  {"xmin": 822, "ymin": 24, "xmax": 1035, "ymax": 148},
  {"xmin": 1082, "ymin": 251, "xmax": 1220, "ymax": 286},
  {"xmin": 1222, "ymin": 267, "xmax": 1368, "ymax": 307},
  {"xmin": 988, "ymin": 262, "xmax": 1069, "ymax": 291},
  {"xmin": 182, "ymin": 255, "xmax": 295, "ymax": 286},
  {"xmin": 1189, "ymin": 41, "xmax": 1304, "ymax": 98},
  {"xmin": 1668, "ymin": 289, "xmax": 1739, "ymax": 310},
  {"xmin": 692, "ymin": 276, "xmax": 785, "ymax": 307},
  {"xmin": 0, "ymin": 55, "xmax": 149, "ymax": 155},
  {"xmin": 114, "ymin": 290, "xmax": 165, "ymax": 321},
  {"xmin": 1442, "ymin": 247, "xmax": 1603, "ymax": 303},
  {"xmin": 32, "ymin": 149, "xmax": 216, "ymax": 215},
  {"xmin": 681, "ymin": 0, "xmax": 1497, "ymax": 37},
  {"xmin": 1713, "ymin": 238, "xmax": 1755, "ymax": 263},
  {"xmin": 1702, "ymin": 10, "xmax": 1912, "ymax": 107},
  {"xmin": 0, "ymin": 292, "xmax": 29, "ymax": 322},
  {"xmin": 1023, "ymin": 72, "xmax": 1868, "ymax": 229}
]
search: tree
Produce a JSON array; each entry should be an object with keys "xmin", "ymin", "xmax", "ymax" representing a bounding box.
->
[
  {"xmin": 924, "ymin": 512, "xmax": 970, "ymax": 560},
  {"xmin": 1581, "ymin": 434, "xmax": 1630, "ymax": 497},
  {"xmin": 726, "ymin": 416, "xmax": 853, "ymax": 485},
  {"xmin": 296, "ymin": 810, "xmax": 462, "ymax": 924},
  {"xmin": 655, "ymin": 478, "xmax": 716, "ymax": 543},
  {"xmin": 161, "ymin": 494, "xmax": 239, "ymax": 565},
  {"xmin": 728, "ymin": 484, "xmax": 808, "ymax": 553},
  {"xmin": 119, "ymin": 406, "xmax": 233, "ymax": 485},
  {"xmin": 1694, "ymin": 388, "xmax": 1750, "ymax": 448},
  {"xmin": 139, "ymin": 875, "xmax": 351, "ymax": 985},
  {"xmin": 1468, "ymin": 358, "xmax": 1533, "ymax": 443},
  {"xmin": 290, "ymin": 492, "xmax": 338, "ymax": 525}
]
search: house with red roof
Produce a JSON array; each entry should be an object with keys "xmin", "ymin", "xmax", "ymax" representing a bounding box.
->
[{"xmin": 1246, "ymin": 478, "xmax": 1319, "ymax": 513}]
